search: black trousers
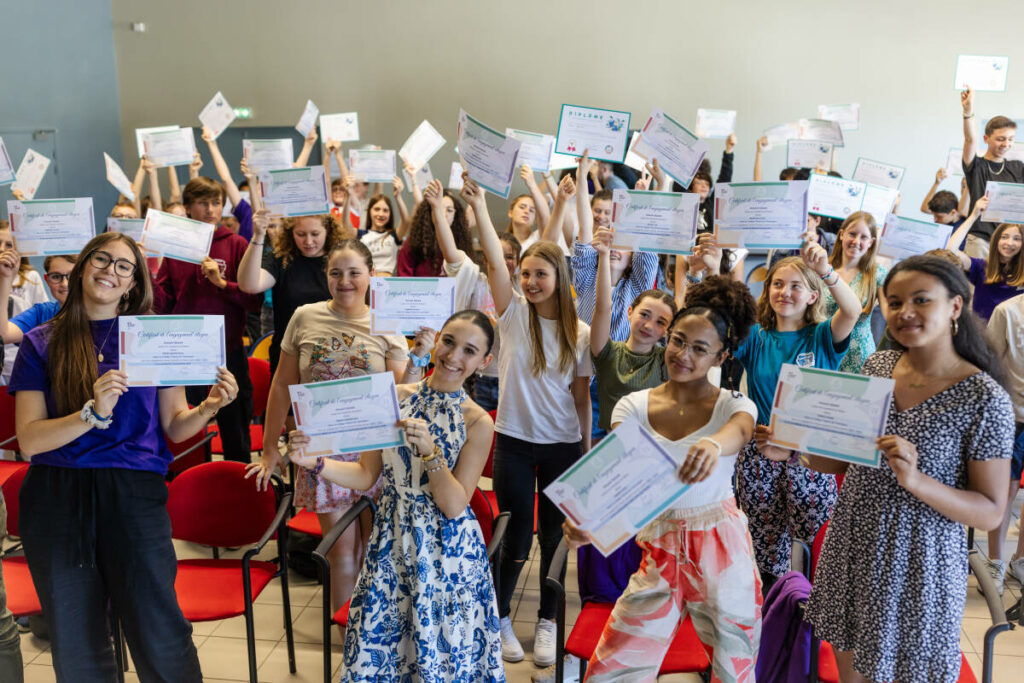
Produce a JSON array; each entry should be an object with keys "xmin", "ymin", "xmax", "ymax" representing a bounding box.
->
[
  {"xmin": 186, "ymin": 347, "xmax": 253, "ymax": 463},
  {"xmin": 20, "ymin": 466, "xmax": 202, "ymax": 682}
]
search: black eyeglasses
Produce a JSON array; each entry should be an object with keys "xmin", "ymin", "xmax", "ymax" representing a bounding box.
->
[
  {"xmin": 88, "ymin": 250, "xmax": 137, "ymax": 278},
  {"xmin": 44, "ymin": 272, "xmax": 71, "ymax": 284}
]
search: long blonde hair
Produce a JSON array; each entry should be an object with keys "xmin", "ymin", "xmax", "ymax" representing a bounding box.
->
[
  {"xmin": 828, "ymin": 211, "xmax": 879, "ymax": 314},
  {"xmin": 986, "ymin": 223, "xmax": 1024, "ymax": 287},
  {"xmin": 757, "ymin": 257, "xmax": 827, "ymax": 329},
  {"xmin": 521, "ymin": 241, "xmax": 578, "ymax": 376}
]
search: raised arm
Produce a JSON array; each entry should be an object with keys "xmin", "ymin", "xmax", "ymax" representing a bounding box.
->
[
  {"xmin": 576, "ymin": 152, "xmax": 596, "ymax": 244},
  {"xmin": 167, "ymin": 166, "xmax": 182, "ymax": 204},
  {"xmin": 427, "ymin": 179, "xmax": 461, "ymax": 265},
  {"xmin": 294, "ymin": 129, "xmax": 318, "ymax": 168},
  {"xmin": 240, "ymin": 154, "xmax": 261, "ymax": 212},
  {"xmin": 645, "ymin": 159, "xmax": 668, "ymax": 192},
  {"xmin": 520, "ymin": 164, "xmax": 551, "ymax": 231},
  {"xmin": 237, "ymin": 209, "xmax": 278, "ymax": 293},
  {"xmin": 962, "ymin": 86, "xmax": 978, "ymax": 165},
  {"xmin": 920, "ymin": 168, "xmax": 947, "ymax": 214},
  {"xmin": 392, "ymin": 174, "xmax": 411, "ymax": 239},
  {"xmin": 0, "ymin": 250, "xmax": 25, "ymax": 343},
  {"xmin": 800, "ymin": 230, "xmax": 860, "ymax": 343},
  {"xmin": 201, "ymin": 126, "xmax": 242, "ymax": 208},
  {"xmin": 146, "ymin": 156, "xmax": 162, "ymax": 211},
  {"xmin": 959, "ymin": 178, "xmax": 971, "ymax": 216},
  {"xmin": 718, "ymin": 134, "xmax": 735, "ymax": 183},
  {"xmin": 753, "ymin": 136, "xmax": 768, "ymax": 182},
  {"xmin": 542, "ymin": 174, "xmax": 576, "ymax": 245},
  {"xmin": 589, "ymin": 228, "xmax": 614, "ymax": 355},
  {"xmin": 946, "ymin": 197, "xmax": 987, "ymax": 270},
  {"xmin": 188, "ymin": 151, "xmax": 203, "ymax": 181},
  {"xmin": 460, "ymin": 177, "xmax": 511, "ymax": 315},
  {"xmin": 403, "ymin": 161, "xmax": 424, "ymax": 205},
  {"xmin": 130, "ymin": 158, "xmax": 146, "ymax": 216}
]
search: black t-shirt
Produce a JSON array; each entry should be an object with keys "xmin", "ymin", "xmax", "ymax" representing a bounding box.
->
[
  {"xmin": 963, "ymin": 156, "xmax": 1024, "ymax": 240},
  {"xmin": 262, "ymin": 249, "xmax": 330, "ymax": 371}
]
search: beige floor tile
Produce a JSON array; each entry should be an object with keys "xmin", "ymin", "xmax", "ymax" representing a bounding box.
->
[
  {"xmin": 290, "ymin": 607, "xmax": 344, "ymax": 647},
  {"xmin": 196, "ymin": 635, "xmax": 279, "ymax": 680},
  {"xmin": 21, "ymin": 664, "xmax": 56, "ymax": 683},
  {"xmin": 18, "ymin": 634, "xmax": 49, "ymax": 666},
  {"xmin": 209, "ymin": 602, "xmax": 297, "ymax": 640},
  {"xmin": 961, "ymin": 616, "xmax": 1024, "ymax": 657},
  {"xmin": 256, "ymin": 639, "xmax": 341, "ymax": 683}
]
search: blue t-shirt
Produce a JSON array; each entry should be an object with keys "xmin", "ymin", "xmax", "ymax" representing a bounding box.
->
[
  {"xmin": 734, "ymin": 320, "xmax": 850, "ymax": 425},
  {"xmin": 10, "ymin": 301, "xmax": 60, "ymax": 333},
  {"xmin": 7, "ymin": 318, "xmax": 173, "ymax": 473}
]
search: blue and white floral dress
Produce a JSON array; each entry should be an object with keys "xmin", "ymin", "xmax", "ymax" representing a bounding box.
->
[{"xmin": 341, "ymin": 382, "xmax": 505, "ymax": 683}]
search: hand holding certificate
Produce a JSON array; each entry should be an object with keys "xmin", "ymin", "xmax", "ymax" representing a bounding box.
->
[
  {"xmin": 11, "ymin": 149, "xmax": 51, "ymax": 200},
  {"xmin": 982, "ymin": 181, "xmax": 1024, "ymax": 224},
  {"xmin": 370, "ymin": 277, "xmax": 455, "ymax": 335},
  {"xmin": 402, "ymin": 163, "xmax": 433, "ymax": 189},
  {"xmin": 555, "ymin": 104, "xmax": 631, "ymax": 163},
  {"xmin": 319, "ymin": 112, "xmax": 360, "ymax": 143},
  {"xmin": 134, "ymin": 125, "xmax": 179, "ymax": 158},
  {"xmin": 143, "ymin": 128, "xmax": 197, "ymax": 168},
  {"xmin": 141, "ymin": 209, "xmax": 215, "ymax": 264},
  {"xmin": 289, "ymin": 372, "xmax": 403, "ymax": 458},
  {"xmin": 0, "ymin": 137, "xmax": 15, "ymax": 186},
  {"xmin": 458, "ymin": 110, "xmax": 521, "ymax": 199},
  {"xmin": 610, "ymin": 190, "xmax": 699, "ymax": 254},
  {"xmin": 198, "ymin": 91, "xmax": 235, "ymax": 140},
  {"xmin": 877, "ymin": 214, "xmax": 953, "ymax": 262},
  {"xmin": 399, "ymin": 120, "xmax": 446, "ymax": 170},
  {"xmin": 347, "ymin": 150, "xmax": 397, "ymax": 184},
  {"xmin": 7, "ymin": 198, "xmax": 95, "ymax": 255},
  {"xmin": 119, "ymin": 315, "xmax": 226, "ymax": 386},
  {"xmin": 295, "ymin": 99, "xmax": 319, "ymax": 136},
  {"xmin": 242, "ymin": 139, "xmax": 294, "ymax": 173},
  {"xmin": 104, "ymin": 153, "xmax": 136, "ymax": 201},
  {"xmin": 713, "ymin": 182, "xmax": 808, "ymax": 249},
  {"xmin": 631, "ymin": 107, "xmax": 707, "ymax": 188},
  {"xmin": 258, "ymin": 166, "xmax": 330, "ymax": 217},
  {"xmin": 768, "ymin": 364, "xmax": 894, "ymax": 468},
  {"xmin": 955, "ymin": 55, "xmax": 1009, "ymax": 92}
]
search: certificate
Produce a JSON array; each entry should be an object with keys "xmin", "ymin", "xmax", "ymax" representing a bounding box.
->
[
  {"xmin": 817, "ymin": 103, "xmax": 860, "ymax": 131},
  {"xmin": 505, "ymin": 128, "xmax": 555, "ymax": 172},
  {"xmin": 946, "ymin": 147, "xmax": 965, "ymax": 177},
  {"xmin": 554, "ymin": 104, "xmax": 631, "ymax": 163},
  {"xmin": 807, "ymin": 173, "xmax": 867, "ymax": 220},
  {"xmin": 258, "ymin": 166, "xmax": 330, "ymax": 217},
  {"xmin": 458, "ymin": 110, "xmax": 521, "ymax": 199},
  {"xmin": 402, "ymin": 162, "xmax": 433, "ymax": 189},
  {"xmin": 0, "ymin": 137, "xmax": 15, "ymax": 185},
  {"xmin": 119, "ymin": 315, "xmax": 226, "ymax": 386},
  {"xmin": 289, "ymin": 372, "xmax": 403, "ymax": 458},
  {"xmin": 548, "ymin": 149, "xmax": 579, "ymax": 171},
  {"xmin": 877, "ymin": 214, "xmax": 953, "ymax": 262},
  {"xmin": 982, "ymin": 181, "xmax": 1024, "ymax": 224},
  {"xmin": 7, "ymin": 198, "xmax": 95, "ymax": 255},
  {"xmin": 768, "ymin": 364, "xmax": 894, "ymax": 468},
  {"xmin": 142, "ymin": 128, "xmax": 197, "ymax": 167},
  {"xmin": 399, "ymin": 120, "xmax": 446, "ymax": 170},
  {"xmin": 369, "ymin": 277, "xmax": 456, "ymax": 335},
  {"xmin": 11, "ymin": 148, "xmax": 51, "ymax": 200},
  {"xmin": 623, "ymin": 132, "xmax": 646, "ymax": 172},
  {"xmin": 695, "ymin": 109, "xmax": 736, "ymax": 139},
  {"xmin": 448, "ymin": 162, "xmax": 465, "ymax": 190},
  {"xmin": 141, "ymin": 209, "xmax": 215, "ymax": 264},
  {"xmin": 106, "ymin": 217, "xmax": 145, "ymax": 242},
  {"xmin": 104, "ymin": 153, "xmax": 136, "ymax": 201},
  {"xmin": 295, "ymin": 99, "xmax": 319, "ymax": 136},
  {"xmin": 543, "ymin": 417, "xmax": 689, "ymax": 556},
  {"xmin": 611, "ymin": 190, "xmax": 699, "ymax": 255},
  {"xmin": 631, "ymin": 107, "xmax": 707, "ymax": 188},
  {"xmin": 348, "ymin": 149, "xmax": 396, "ymax": 184},
  {"xmin": 786, "ymin": 140, "xmax": 832, "ymax": 170},
  {"xmin": 319, "ymin": 112, "xmax": 360, "ymax": 143},
  {"xmin": 860, "ymin": 184, "xmax": 899, "ymax": 226},
  {"xmin": 954, "ymin": 55, "xmax": 1009, "ymax": 92},
  {"xmin": 713, "ymin": 182, "xmax": 808, "ymax": 249},
  {"xmin": 135, "ymin": 125, "xmax": 179, "ymax": 158},
  {"xmin": 852, "ymin": 158, "xmax": 904, "ymax": 190},
  {"xmin": 242, "ymin": 139, "xmax": 294, "ymax": 173},
  {"xmin": 198, "ymin": 91, "xmax": 235, "ymax": 140},
  {"xmin": 763, "ymin": 122, "xmax": 800, "ymax": 151},
  {"xmin": 798, "ymin": 118, "xmax": 844, "ymax": 148}
]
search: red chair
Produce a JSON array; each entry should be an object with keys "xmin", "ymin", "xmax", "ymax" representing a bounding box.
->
[
  {"xmin": 286, "ymin": 508, "xmax": 323, "ymax": 537},
  {"xmin": 0, "ymin": 390, "xmax": 20, "ymax": 455},
  {"xmin": 167, "ymin": 461, "xmax": 295, "ymax": 683},
  {"xmin": 0, "ymin": 464, "xmax": 41, "ymax": 617},
  {"xmin": 210, "ymin": 357, "xmax": 274, "ymax": 456},
  {"xmin": 165, "ymin": 425, "xmax": 214, "ymax": 478}
]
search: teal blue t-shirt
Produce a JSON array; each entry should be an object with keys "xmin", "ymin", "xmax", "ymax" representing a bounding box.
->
[{"xmin": 734, "ymin": 320, "xmax": 850, "ymax": 425}]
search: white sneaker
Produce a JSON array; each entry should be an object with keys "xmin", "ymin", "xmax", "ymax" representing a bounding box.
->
[
  {"xmin": 531, "ymin": 655, "xmax": 581, "ymax": 682},
  {"xmin": 533, "ymin": 618, "xmax": 557, "ymax": 667},
  {"xmin": 500, "ymin": 617, "xmax": 524, "ymax": 663},
  {"xmin": 977, "ymin": 558, "xmax": 1006, "ymax": 596},
  {"xmin": 1008, "ymin": 555, "xmax": 1024, "ymax": 585}
]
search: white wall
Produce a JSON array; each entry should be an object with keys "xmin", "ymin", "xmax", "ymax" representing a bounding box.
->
[{"xmin": 111, "ymin": 0, "xmax": 1024, "ymax": 220}]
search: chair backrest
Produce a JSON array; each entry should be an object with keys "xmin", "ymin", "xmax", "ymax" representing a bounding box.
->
[
  {"xmin": 470, "ymin": 488, "xmax": 494, "ymax": 546},
  {"xmin": 481, "ymin": 409, "xmax": 497, "ymax": 479},
  {"xmin": 167, "ymin": 461, "xmax": 279, "ymax": 547},
  {"xmin": 247, "ymin": 357, "xmax": 271, "ymax": 419},
  {"xmin": 165, "ymin": 426, "xmax": 210, "ymax": 476},
  {"xmin": 0, "ymin": 464, "xmax": 29, "ymax": 536},
  {"xmin": 0, "ymin": 391, "xmax": 19, "ymax": 452},
  {"xmin": 248, "ymin": 330, "xmax": 273, "ymax": 360}
]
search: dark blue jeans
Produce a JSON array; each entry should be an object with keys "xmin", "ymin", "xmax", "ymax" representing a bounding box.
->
[
  {"xmin": 20, "ymin": 466, "xmax": 201, "ymax": 682},
  {"xmin": 471, "ymin": 374, "xmax": 499, "ymax": 412}
]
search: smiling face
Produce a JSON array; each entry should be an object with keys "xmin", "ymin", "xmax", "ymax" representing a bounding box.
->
[
  {"xmin": 840, "ymin": 219, "xmax": 876, "ymax": 265},
  {"xmin": 769, "ymin": 264, "xmax": 818, "ymax": 321},
  {"xmin": 44, "ymin": 256, "xmax": 75, "ymax": 304},
  {"xmin": 82, "ymin": 240, "xmax": 137, "ymax": 308},
  {"xmin": 627, "ymin": 296, "xmax": 674, "ymax": 348},
  {"xmin": 508, "ymin": 197, "xmax": 536, "ymax": 229},
  {"xmin": 664, "ymin": 315, "xmax": 725, "ymax": 382},
  {"xmin": 995, "ymin": 224, "xmax": 1023, "ymax": 263},
  {"xmin": 984, "ymin": 126, "xmax": 1016, "ymax": 159},
  {"xmin": 592, "ymin": 198, "xmax": 613, "ymax": 228},
  {"xmin": 368, "ymin": 198, "xmax": 391, "ymax": 231},
  {"xmin": 500, "ymin": 239, "xmax": 519, "ymax": 278},
  {"xmin": 327, "ymin": 248, "xmax": 372, "ymax": 309},
  {"xmin": 885, "ymin": 270, "xmax": 962, "ymax": 348},
  {"xmin": 292, "ymin": 217, "xmax": 327, "ymax": 258},
  {"xmin": 430, "ymin": 318, "xmax": 493, "ymax": 385},
  {"xmin": 519, "ymin": 254, "xmax": 557, "ymax": 304},
  {"xmin": 111, "ymin": 205, "xmax": 138, "ymax": 219}
]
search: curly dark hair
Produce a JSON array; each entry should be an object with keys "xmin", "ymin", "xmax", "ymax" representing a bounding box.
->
[
  {"xmin": 405, "ymin": 190, "xmax": 473, "ymax": 267},
  {"xmin": 272, "ymin": 213, "xmax": 344, "ymax": 269},
  {"xmin": 673, "ymin": 275, "xmax": 757, "ymax": 353}
]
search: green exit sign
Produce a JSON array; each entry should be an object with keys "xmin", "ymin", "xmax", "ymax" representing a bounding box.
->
[{"xmin": 233, "ymin": 107, "xmax": 253, "ymax": 120}]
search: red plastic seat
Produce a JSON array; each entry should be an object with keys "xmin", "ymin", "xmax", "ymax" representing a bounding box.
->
[
  {"xmin": 0, "ymin": 390, "xmax": 20, "ymax": 454},
  {"xmin": 166, "ymin": 425, "xmax": 214, "ymax": 477},
  {"xmin": 1, "ymin": 465, "xmax": 40, "ymax": 617},
  {"xmin": 286, "ymin": 508, "xmax": 323, "ymax": 538},
  {"xmin": 210, "ymin": 357, "xmax": 274, "ymax": 456},
  {"xmin": 816, "ymin": 642, "xmax": 976, "ymax": 683}
]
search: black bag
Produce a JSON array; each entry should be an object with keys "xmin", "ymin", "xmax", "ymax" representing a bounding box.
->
[{"xmin": 286, "ymin": 529, "xmax": 322, "ymax": 579}]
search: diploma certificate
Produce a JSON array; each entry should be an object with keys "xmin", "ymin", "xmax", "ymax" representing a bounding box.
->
[
  {"xmin": 135, "ymin": 125, "xmax": 179, "ymax": 158},
  {"xmin": 623, "ymin": 132, "xmax": 646, "ymax": 171},
  {"xmin": 106, "ymin": 217, "xmax": 145, "ymax": 242},
  {"xmin": 543, "ymin": 417, "xmax": 689, "ymax": 556},
  {"xmin": 786, "ymin": 140, "xmax": 832, "ymax": 170},
  {"xmin": 104, "ymin": 153, "xmax": 136, "ymax": 201},
  {"xmin": 695, "ymin": 109, "xmax": 736, "ymax": 139},
  {"xmin": 807, "ymin": 174, "xmax": 867, "ymax": 220},
  {"xmin": 402, "ymin": 163, "xmax": 433, "ymax": 189},
  {"xmin": 399, "ymin": 120, "xmax": 446, "ymax": 170},
  {"xmin": 258, "ymin": 166, "xmax": 330, "ymax": 217},
  {"xmin": 0, "ymin": 137, "xmax": 15, "ymax": 186},
  {"xmin": 768, "ymin": 364, "xmax": 894, "ymax": 468},
  {"xmin": 631, "ymin": 107, "xmax": 707, "ymax": 188},
  {"xmin": 242, "ymin": 139, "xmax": 294, "ymax": 173},
  {"xmin": 954, "ymin": 55, "xmax": 1009, "ymax": 92},
  {"xmin": 319, "ymin": 112, "xmax": 360, "ymax": 143},
  {"xmin": 369, "ymin": 277, "xmax": 456, "ymax": 335},
  {"xmin": 458, "ymin": 110, "xmax": 521, "ymax": 199},
  {"xmin": 348, "ymin": 150, "xmax": 397, "ymax": 184},
  {"xmin": 11, "ymin": 148, "xmax": 51, "ymax": 200},
  {"xmin": 860, "ymin": 184, "xmax": 900, "ymax": 227},
  {"xmin": 946, "ymin": 148, "xmax": 966, "ymax": 177},
  {"xmin": 198, "ymin": 91, "xmax": 235, "ymax": 140},
  {"xmin": 7, "ymin": 198, "xmax": 95, "ymax": 255},
  {"xmin": 141, "ymin": 209, "xmax": 215, "ymax": 264},
  {"xmin": 505, "ymin": 128, "xmax": 555, "ymax": 172},
  {"xmin": 852, "ymin": 158, "xmax": 905, "ymax": 190},
  {"xmin": 611, "ymin": 190, "xmax": 699, "ymax": 254},
  {"xmin": 143, "ymin": 128, "xmax": 197, "ymax": 168},
  {"xmin": 119, "ymin": 315, "xmax": 226, "ymax": 386},
  {"xmin": 983, "ymin": 181, "xmax": 1024, "ymax": 224},
  {"xmin": 555, "ymin": 104, "xmax": 631, "ymax": 164},
  {"xmin": 877, "ymin": 214, "xmax": 953, "ymax": 262},
  {"xmin": 817, "ymin": 103, "xmax": 860, "ymax": 131},
  {"xmin": 713, "ymin": 182, "xmax": 808, "ymax": 249},
  {"xmin": 289, "ymin": 372, "xmax": 403, "ymax": 457},
  {"xmin": 763, "ymin": 122, "xmax": 800, "ymax": 151},
  {"xmin": 295, "ymin": 99, "xmax": 319, "ymax": 136},
  {"xmin": 448, "ymin": 162, "xmax": 465, "ymax": 190},
  {"xmin": 798, "ymin": 118, "xmax": 845, "ymax": 147}
]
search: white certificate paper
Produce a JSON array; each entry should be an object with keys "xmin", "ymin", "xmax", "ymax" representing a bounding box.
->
[
  {"xmin": 713, "ymin": 182, "xmax": 808, "ymax": 249},
  {"xmin": 290, "ymin": 372, "xmax": 403, "ymax": 458},
  {"xmin": 198, "ymin": 91, "xmax": 235, "ymax": 140},
  {"xmin": 319, "ymin": 112, "xmax": 360, "ymax": 143},
  {"xmin": 242, "ymin": 139, "xmax": 294, "ymax": 172},
  {"xmin": 399, "ymin": 120, "xmax": 446, "ymax": 170},
  {"xmin": 983, "ymin": 181, "xmax": 1024, "ymax": 224},
  {"xmin": 817, "ymin": 103, "xmax": 860, "ymax": 131},
  {"xmin": 0, "ymin": 137, "xmax": 15, "ymax": 186},
  {"xmin": 946, "ymin": 147, "xmax": 966, "ymax": 177},
  {"xmin": 543, "ymin": 417, "xmax": 689, "ymax": 556},
  {"xmin": 695, "ymin": 109, "xmax": 736, "ymax": 139},
  {"xmin": 402, "ymin": 162, "xmax": 433, "ymax": 189},
  {"xmin": 623, "ymin": 132, "xmax": 646, "ymax": 172},
  {"xmin": 458, "ymin": 110, "xmax": 522, "ymax": 199},
  {"xmin": 860, "ymin": 184, "xmax": 899, "ymax": 227},
  {"xmin": 448, "ymin": 162, "xmax": 465, "ymax": 190},
  {"xmin": 555, "ymin": 104, "xmax": 631, "ymax": 164},
  {"xmin": 347, "ymin": 150, "xmax": 397, "ymax": 184},
  {"xmin": 141, "ymin": 209, "xmax": 215, "ymax": 264},
  {"xmin": 143, "ymin": 128, "xmax": 197, "ymax": 168},
  {"xmin": 119, "ymin": 315, "xmax": 226, "ymax": 386},
  {"xmin": 763, "ymin": 122, "xmax": 800, "ymax": 151},
  {"xmin": 807, "ymin": 174, "xmax": 867, "ymax": 220},
  {"xmin": 135, "ymin": 125, "xmax": 179, "ymax": 158},
  {"xmin": 631, "ymin": 107, "xmax": 708, "ymax": 188},
  {"xmin": 611, "ymin": 190, "xmax": 699, "ymax": 254},
  {"xmin": 369, "ymin": 277, "xmax": 456, "ymax": 335},
  {"xmin": 295, "ymin": 99, "xmax": 319, "ymax": 136},
  {"xmin": 798, "ymin": 118, "xmax": 845, "ymax": 148},
  {"xmin": 768, "ymin": 364, "xmax": 894, "ymax": 468},
  {"xmin": 506, "ymin": 129, "xmax": 555, "ymax": 172},
  {"xmin": 258, "ymin": 166, "xmax": 330, "ymax": 217},
  {"xmin": 7, "ymin": 198, "xmax": 95, "ymax": 256},
  {"xmin": 954, "ymin": 55, "xmax": 1009, "ymax": 92},
  {"xmin": 852, "ymin": 158, "xmax": 905, "ymax": 190},
  {"xmin": 786, "ymin": 140, "xmax": 832, "ymax": 170},
  {"xmin": 104, "ymin": 153, "xmax": 136, "ymax": 201},
  {"xmin": 106, "ymin": 217, "xmax": 145, "ymax": 242},
  {"xmin": 11, "ymin": 148, "xmax": 51, "ymax": 200},
  {"xmin": 877, "ymin": 214, "xmax": 953, "ymax": 262}
]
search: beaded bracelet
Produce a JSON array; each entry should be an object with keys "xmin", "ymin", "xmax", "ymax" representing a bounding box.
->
[{"xmin": 313, "ymin": 458, "xmax": 326, "ymax": 476}]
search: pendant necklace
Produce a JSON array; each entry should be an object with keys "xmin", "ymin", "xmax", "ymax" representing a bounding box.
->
[{"xmin": 95, "ymin": 319, "xmax": 117, "ymax": 363}]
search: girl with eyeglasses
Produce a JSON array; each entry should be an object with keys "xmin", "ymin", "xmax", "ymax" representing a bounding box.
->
[
  {"xmin": 0, "ymin": 222, "xmax": 51, "ymax": 385},
  {"xmin": 0, "ymin": 255, "xmax": 77, "ymax": 345}
]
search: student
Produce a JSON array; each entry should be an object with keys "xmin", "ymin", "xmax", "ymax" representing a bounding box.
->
[
  {"xmin": 10, "ymin": 231, "xmax": 238, "ymax": 680},
  {"xmin": 289, "ymin": 310, "xmax": 504, "ymax": 682},
  {"xmin": 462, "ymin": 175, "xmax": 592, "ymax": 667},
  {"xmin": 357, "ymin": 193, "xmax": 400, "ymax": 276},
  {"xmin": 734, "ymin": 234, "xmax": 861, "ymax": 585},
  {"xmin": 0, "ymin": 223, "xmax": 48, "ymax": 385},
  {"xmin": 154, "ymin": 177, "xmax": 261, "ymax": 463},
  {"xmin": 960, "ymin": 86, "xmax": 1024, "ymax": 259},
  {"xmin": 396, "ymin": 181, "xmax": 473, "ymax": 277},
  {"xmin": 506, "ymin": 192, "xmax": 542, "ymax": 252},
  {"xmin": 794, "ymin": 255, "xmax": 1014, "ymax": 683},
  {"xmin": 921, "ymin": 168, "xmax": 969, "ymax": 225},
  {"xmin": 947, "ymin": 198, "xmax": 1022, "ymax": 321},
  {"xmin": 247, "ymin": 240, "xmax": 424, "ymax": 623},
  {"xmin": 200, "ymin": 127, "xmax": 254, "ymax": 241},
  {"xmin": 0, "ymin": 254, "xmax": 75, "ymax": 344}
]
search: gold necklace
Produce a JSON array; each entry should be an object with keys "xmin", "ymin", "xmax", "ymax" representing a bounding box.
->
[{"xmin": 95, "ymin": 318, "xmax": 117, "ymax": 363}]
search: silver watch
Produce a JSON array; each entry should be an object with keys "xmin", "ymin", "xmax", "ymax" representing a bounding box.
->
[{"xmin": 80, "ymin": 399, "xmax": 113, "ymax": 430}]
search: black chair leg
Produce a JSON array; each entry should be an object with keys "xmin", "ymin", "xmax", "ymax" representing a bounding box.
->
[{"xmin": 244, "ymin": 601, "xmax": 258, "ymax": 683}]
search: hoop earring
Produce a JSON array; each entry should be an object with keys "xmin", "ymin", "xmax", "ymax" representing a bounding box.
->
[
  {"xmin": 883, "ymin": 326, "xmax": 895, "ymax": 342},
  {"xmin": 951, "ymin": 317, "xmax": 959, "ymax": 336}
]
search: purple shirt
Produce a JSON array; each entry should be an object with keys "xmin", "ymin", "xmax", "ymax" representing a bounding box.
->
[
  {"xmin": 7, "ymin": 319, "xmax": 173, "ymax": 474},
  {"xmin": 234, "ymin": 198, "xmax": 253, "ymax": 242},
  {"xmin": 968, "ymin": 258, "xmax": 1023, "ymax": 322}
]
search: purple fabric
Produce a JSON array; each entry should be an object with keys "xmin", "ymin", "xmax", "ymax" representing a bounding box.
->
[
  {"xmin": 755, "ymin": 571, "xmax": 813, "ymax": 683},
  {"xmin": 233, "ymin": 198, "xmax": 253, "ymax": 242},
  {"xmin": 576, "ymin": 539, "xmax": 644, "ymax": 604},
  {"xmin": 7, "ymin": 319, "xmax": 173, "ymax": 474},
  {"xmin": 968, "ymin": 257, "xmax": 1022, "ymax": 322}
]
